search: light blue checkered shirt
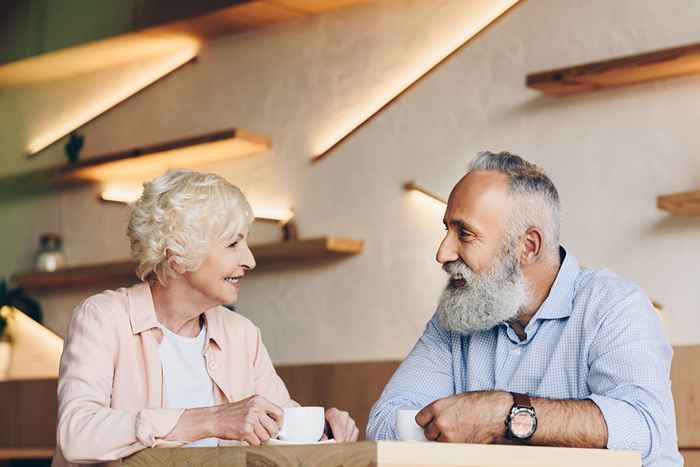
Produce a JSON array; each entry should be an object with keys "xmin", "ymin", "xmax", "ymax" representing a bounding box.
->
[{"xmin": 367, "ymin": 247, "xmax": 682, "ymax": 467}]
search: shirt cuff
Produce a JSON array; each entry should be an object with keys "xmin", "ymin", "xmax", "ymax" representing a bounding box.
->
[
  {"xmin": 136, "ymin": 408, "xmax": 186, "ymax": 448},
  {"xmin": 587, "ymin": 394, "xmax": 651, "ymax": 455}
]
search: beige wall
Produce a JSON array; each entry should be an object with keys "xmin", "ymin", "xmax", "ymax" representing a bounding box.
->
[{"xmin": 2, "ymin": 0, "xmax": 700, "ymax": 364}]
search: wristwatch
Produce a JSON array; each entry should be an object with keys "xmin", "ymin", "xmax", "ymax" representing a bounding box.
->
[{"xmin": 505, "ymin": 392, "xmax": 537, "ymax": 441}]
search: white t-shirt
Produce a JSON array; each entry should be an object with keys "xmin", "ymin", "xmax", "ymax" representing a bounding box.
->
[{"xmin": 159, "ymin": 323, "xmax": 218, "ymax": 447}]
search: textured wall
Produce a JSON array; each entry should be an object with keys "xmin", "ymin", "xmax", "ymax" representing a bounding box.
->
[{"xmin": 2, "ymin": 0, "xmax": 700, "ymax": 364}]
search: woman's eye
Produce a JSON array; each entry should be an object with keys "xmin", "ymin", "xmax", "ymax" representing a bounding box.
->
[{"xmin": 228, "ymin": 241, "xmax": 239, "ymax": 248}]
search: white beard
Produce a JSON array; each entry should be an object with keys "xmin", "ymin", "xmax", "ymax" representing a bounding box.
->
[{"xmin": 436, "ymin": 251, "xmax": 528, "ymax": 334}]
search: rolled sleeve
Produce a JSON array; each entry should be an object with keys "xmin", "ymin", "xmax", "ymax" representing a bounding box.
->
[
  {"xmin": 587, "ymin": 394, "xmax": 650, "ymax": 453},
  {"xmin": 586, "ymin": 289, "xmax": 679, "ymax": 465},
  {"xmin": 367, "ymin": 314, "xmax": 455, "ymax": 440},
  {"xmin": 136, "ymin": 408, "xmax": 186, "ymax": 448},
  {"xmin": 57, "ymin": 300, "xmax": 186, "ymax": 463}
]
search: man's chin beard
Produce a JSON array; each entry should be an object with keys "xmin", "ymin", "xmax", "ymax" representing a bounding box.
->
[{"xmin": 436, "ymin": 258, "xmax": 528, "ymax": 334}]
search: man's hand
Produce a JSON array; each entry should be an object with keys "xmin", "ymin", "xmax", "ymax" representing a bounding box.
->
[
  {"xmin": 415, "ymin": 391, "xmax": 512, "ymax": 443},
  {"xmin": 323, "ymin": 407, "xmax": 359, "ymax": 442}
]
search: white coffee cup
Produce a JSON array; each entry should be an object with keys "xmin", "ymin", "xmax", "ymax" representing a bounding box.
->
[
  {"xmin": 396, "ymin": 409, "xmax": 428, "ymax": 441},
  {"xmin": 277, "ymin": 406, "xmax": 325, "ymax": 443}
]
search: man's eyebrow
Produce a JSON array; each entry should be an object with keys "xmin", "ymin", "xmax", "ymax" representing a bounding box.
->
[{"xmin": 448, "ymin": 219, "xmax": 478, "ymax": 233}]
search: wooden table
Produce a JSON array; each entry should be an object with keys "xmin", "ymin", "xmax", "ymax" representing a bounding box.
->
[{"xmin": 124, "ymin": 441, "xmax": 640, "ymax": 467}]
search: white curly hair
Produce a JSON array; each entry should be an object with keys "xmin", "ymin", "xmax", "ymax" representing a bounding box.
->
[{"xmin": 127, "ymin": 169, "xmax": 253, "ymax": 285}]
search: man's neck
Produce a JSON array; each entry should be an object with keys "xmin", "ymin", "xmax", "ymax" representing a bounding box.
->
[{"xmin": 517, "ymin": 254, "xmax": 562, "ymax": 327}]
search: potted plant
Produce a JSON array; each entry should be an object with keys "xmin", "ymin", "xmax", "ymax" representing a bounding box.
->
[{"xmin": 0, "ymin": 280, "xmax": 42, "ymax": 379}]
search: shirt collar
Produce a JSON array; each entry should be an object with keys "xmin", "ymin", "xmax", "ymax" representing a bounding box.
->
[
  {"xmin": 530, "ymin": 245, "xmax": 579, "ymax": 321},
  {"xmin": 127, "ymin": 282, "xmax": 226, "ymax": 350}
]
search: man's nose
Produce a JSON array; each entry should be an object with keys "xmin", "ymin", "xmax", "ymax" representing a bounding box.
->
[{"xmin": 436, "ymin": 234, "xmax": 459, "ymax": 264}]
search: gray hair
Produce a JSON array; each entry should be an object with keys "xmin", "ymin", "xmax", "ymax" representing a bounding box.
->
[{"xmin": 469, "ymin": 151, "xmax": 560, "ymax": 257}]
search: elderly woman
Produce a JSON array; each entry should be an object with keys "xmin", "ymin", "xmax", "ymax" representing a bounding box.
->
[{"xmin": 53, "ymin": 170, "xmax": 359, "ymax": 467}]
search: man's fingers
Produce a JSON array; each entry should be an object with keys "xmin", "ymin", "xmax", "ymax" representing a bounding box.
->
[
  {"xmin": 415, "ymin": 405, "xmax": 434, "ymax": 427},
  {"xmin": 424, "ymin": 421, "xmax": 441, "ymax": 441}
]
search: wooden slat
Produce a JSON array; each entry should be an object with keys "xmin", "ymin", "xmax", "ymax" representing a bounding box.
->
[
  {"xmin": 277, "ymin": 360, "xmax": 400, "ymax": 437},
  {"xmin": 657, "ymin": 190, "xmax": 700, "ymax": 217},
  {"xmin": 124, "ymin": 441, "xmax": 640, "ymax": 467},
  {"xmin": 682, "ymin": 449, "xmax": 700, "ymax": 467},
  {"xmin": 0, "ymin": 448, "xmax": 53, "ymax": 460},
  {"xmin": 527, "ymin": 42, "xmax": 700, "ymax": 96},
  {"xmin": 0, "ymin": 379, "xmax": 57, "ymax": 450},
  {"xmin": 11, "ymin": 237, "xmax": 364, "ymax": 291},
  {"xmin": 671, "ymin": 345, "xmax": 700, "ymax": 448}
]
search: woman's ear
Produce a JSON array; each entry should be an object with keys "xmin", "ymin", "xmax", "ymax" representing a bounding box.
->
[{"xmin": 166, "ymin": 249, "xmax": 187, "ymax": 275}]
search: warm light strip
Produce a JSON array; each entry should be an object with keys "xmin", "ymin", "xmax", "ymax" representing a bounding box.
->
[
  {"xmin": 404, "ymin": 181, "xmax": 447, "ymax": 205},
  {"xmin": 311, "ymin": 0, "xmax": 522, "ymax": 163},
  {"xmin": 100, "ymin": 184, "xmax": 294, "ymax": 223},
  {"xmin": 100, "ymin": 183, "xmax": 144, "ymax": 204},
  {"xmin": 26, "ymin": 42, "xmax": 200, "ymax": 157},
  {"xmin": 253, "ymin": 207, "xmax": 294, "ymax": 223}
]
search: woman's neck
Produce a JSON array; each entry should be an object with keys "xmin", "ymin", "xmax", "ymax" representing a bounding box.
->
[{"xmin": 150, "ymin": 279, "xmax": 209, "ymax": 337}]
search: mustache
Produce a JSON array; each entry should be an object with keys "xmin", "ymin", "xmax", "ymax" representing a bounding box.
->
[{"xmin": 442, "ymin": 260, "xmax": 470, "ymax": 276}]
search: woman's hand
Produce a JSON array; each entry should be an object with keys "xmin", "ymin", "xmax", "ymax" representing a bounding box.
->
[
  {"xmin": 323, "ymin": 407, "xmax": 359, "ymax": 442},
  {"xmin": 214, "ymin": 395, "xmax": 283, "ymax": 445}
]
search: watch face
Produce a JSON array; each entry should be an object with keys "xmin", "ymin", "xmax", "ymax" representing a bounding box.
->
[{"xmin": 510, "ymin": 409, "xmax": 536, "ymax": 438}]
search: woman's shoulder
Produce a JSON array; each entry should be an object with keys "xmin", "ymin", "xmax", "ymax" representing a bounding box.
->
[
  {"xmin": 72, "ymin": 286, "xmax": 135, "ymax": 324},
  {"xmin": 206, "ymin": 306, "xmax": 260, "ymax": 337}
]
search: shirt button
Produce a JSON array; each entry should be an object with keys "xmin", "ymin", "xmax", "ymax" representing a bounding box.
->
[
  {"xmin": 209, "ymin": 361, "xmax": 217, "ymax": 371},
  {"xmin": 510, "ymin": 347, "xmax": 522, "ymax": 355}
]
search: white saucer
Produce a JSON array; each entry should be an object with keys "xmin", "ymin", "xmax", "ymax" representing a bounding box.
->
[{"xmin": 266, "ymin": 439, "xmax": 336, "ymax": 445}]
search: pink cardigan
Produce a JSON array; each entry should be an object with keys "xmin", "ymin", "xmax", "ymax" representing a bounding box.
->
[{"xmin": 52, "ymin": 282, "xmax": 294, "ymax": 467}]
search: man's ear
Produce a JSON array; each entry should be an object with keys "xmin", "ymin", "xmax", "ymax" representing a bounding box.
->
[
  {"xmin": 520, "ymin": 227, "xmax": 543, "ymax": 265},
  {"xmin": 166, "ymin": 249, "xmax": 186, "ymax": 275}
]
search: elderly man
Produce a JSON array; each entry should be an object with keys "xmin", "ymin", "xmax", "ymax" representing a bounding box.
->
[{"xmin": 367, "ymin": 152, "xmax": 681, "ymax": 466}]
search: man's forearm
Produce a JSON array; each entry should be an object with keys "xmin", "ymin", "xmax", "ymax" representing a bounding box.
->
[{"xmin": 494, "ymin": 394, "xmax": 608, "ymax": 448}]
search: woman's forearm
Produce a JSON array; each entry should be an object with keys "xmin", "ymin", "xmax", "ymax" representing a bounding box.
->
[{"xmin": 165, "ymin": 406, "xmax": 219, "ymax": 442}]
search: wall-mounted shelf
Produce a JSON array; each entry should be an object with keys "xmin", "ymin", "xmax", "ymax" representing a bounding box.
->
[
  {"xmin": 0, "ymin": 128, "xmax": 270, "ymax": 197},
  {"xmin": 0, "ymin": 448, "xmax": 54, "ymax": 460},
  {"xmin": 657, "ymin": 190, "xmax": 700, "ymax": 217},
  {"xmin": 527, "ymin": 42, "xmax": 700, "ymax": 96},
  {"xmin": 11, "ymin": 236, "xmax": 364, "ymax": 290}
]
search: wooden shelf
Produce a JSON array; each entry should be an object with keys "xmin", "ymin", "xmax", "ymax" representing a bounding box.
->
[
  {"xmin": 1, "ymin": 0, "xmax": 376, "ymax": 88},
  {"xmin": 0, "ymin": 448, "xmax": 54, "ymax": 460},
  {"xmin": 527, "ymin": 42, "xmax": 700, "ymax": 96},
  {"xmin": 657, "ymin": 190, "xmax": 700, "ymax": 217},
  {"xmin": 0, "ymin": 128, "xmax": 269, "ymax": 196},
  {"xmin": 11, "ymin": 237, "xmax": 364, "ymax": 290}
]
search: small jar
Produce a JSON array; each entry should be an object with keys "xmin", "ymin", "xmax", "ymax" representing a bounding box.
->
[{"xmin": 35, "ymin": 233, "xmax": 66, "ymax": 272}]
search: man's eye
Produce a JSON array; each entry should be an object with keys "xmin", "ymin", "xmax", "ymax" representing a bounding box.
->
[{"xmin": 459, "ymin": 230, "xmax": 472, "ymax": 239}]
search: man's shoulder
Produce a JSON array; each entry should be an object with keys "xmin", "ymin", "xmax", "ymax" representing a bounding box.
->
[{"xmin": 571, "ymin": 266, "xmax": 651, "ymax": 323}]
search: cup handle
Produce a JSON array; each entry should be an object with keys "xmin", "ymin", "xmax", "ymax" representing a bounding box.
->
[{"xmin": 323, "ymin": 421, "xmax": 334, "ymax": 440}]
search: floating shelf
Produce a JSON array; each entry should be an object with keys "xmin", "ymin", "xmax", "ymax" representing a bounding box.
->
[
  {"xmin": 527, "ymin": 42, "xmax": 700, "ymax": 96},
  {"xmin": 0, "ymin": 128, "xmax": 270, "ymax": 197},
  {"xmin": 657, "ymin": 190, "xmax": 700, "ymax": 217},
  {"xmin": 0, "ymin": 448, "xmax": 54, "ymax": 460},
  {"xmin": 0, "ymin": 0, "xmax": 377, "ymax": 88},
  {"xmin": 12, "ymin": 236, "xmax": 364, "ymax": 290}
]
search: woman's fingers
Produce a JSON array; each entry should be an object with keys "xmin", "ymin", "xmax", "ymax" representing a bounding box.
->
[{"xmin": 259, "ymin": 413, "xmax": 281, "ymax": 439}]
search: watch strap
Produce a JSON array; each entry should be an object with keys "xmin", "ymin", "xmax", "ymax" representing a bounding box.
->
[{"xmin": 511, "ymin": 392, "xmax": 533, "ymax": 409}]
